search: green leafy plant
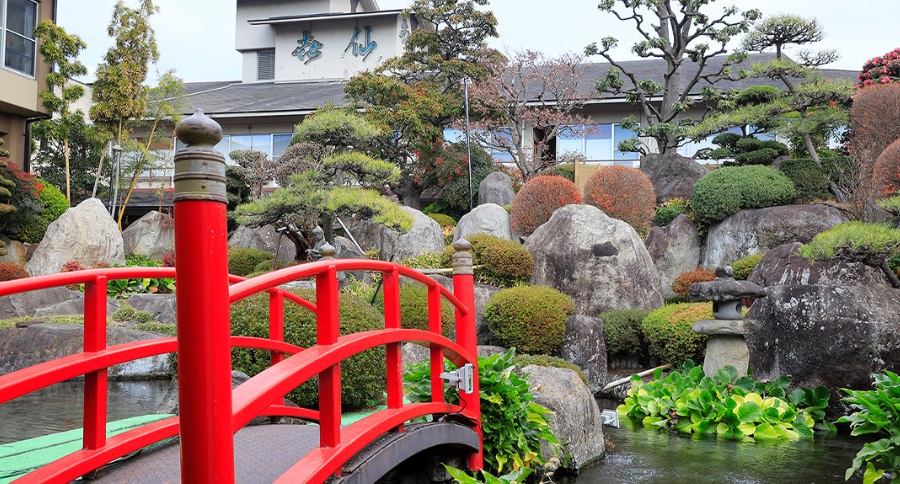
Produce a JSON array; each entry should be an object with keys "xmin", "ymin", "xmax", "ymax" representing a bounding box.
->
[
  {"xmin": 731, "ymin": 253, "xmax": 764, "ymax": 280},
  {"xmin": 443, "ymin": 465, "xmax": 534, "ymax": 484},
  {"xmin": 6, "ymin": 179, "xmax": 69, "ymax": 243},
  {"xmin": 691, "ymin": 165, "xmax": 796, "ymax": 226},
  {"xmin": 799, "ymin": 222, "xmax": 900, "ymax": 261},
  {"xmin": 484, "ymin": 286, "xmax": 574, "ymax": 355},
  {"xmin": 468, "ymin": 234, "xmax": 533, "ymax": 288},
  {"xmin": 653, "ymin": 198, "xmax": 691, "ymax": 227},
  {"xmin": 427, "ymin": 213, "xmax": 457, "ymax": 228},
  {"xmin": 600, "ymin": 309, "xmax": 652, "ymax": 359},
  {"xmin": 641, "ymin": 303, "xmax": 712, "ymax": 365},
  {"xmin": 404, "ymin": 349, "xmax": 559, "ymax": 475},
  {"xmin": 133, "ymin": 322, "xmax": 176, "ymax": 336},
  {"xmin": 779, "ymin": 158, "xmax": 832, "ymax": 203},
  {"xmin": 618, "ymin": 361, "xmax": 833, "ymax": 441},
  {"xmin": 228, "ymin": 247, "xmax": 274, "ymax": 277},
  {"xmin": 837, "ymin": 371, "xmax": 900, "ymax": 483},
  {"xmin": 374, "ymin": 283, "xmax": 454, "ymax": 337}
]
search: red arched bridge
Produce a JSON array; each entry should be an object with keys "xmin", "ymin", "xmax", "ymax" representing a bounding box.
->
[{"xmin": 0, "ymin": 111, "xmax": 483, "ymax": 483}]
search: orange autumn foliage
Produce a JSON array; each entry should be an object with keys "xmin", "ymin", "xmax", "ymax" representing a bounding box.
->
[
  {"xmin": 510, "ymin": 175, "xmax": 582, "ymax": 235},
  {"xmin": 874, "ymin": 138, "xmax": 900, "ymax": 198},
  {"xmin": 583, "ymin": 165, "xmax": 656, "ymax": 232}
]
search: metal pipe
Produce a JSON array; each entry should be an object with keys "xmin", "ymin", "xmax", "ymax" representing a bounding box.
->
[{"xmin": 463, "ymin": 77, "xmax": 474, "ymax": 211}]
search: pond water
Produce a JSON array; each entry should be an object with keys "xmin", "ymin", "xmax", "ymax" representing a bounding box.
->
[
  {"xmin": 0, "ymin": 379, "xmax": 172, "ymax": 445},
  {"xmin": 578, "ymin": 419, "xmax": 866, "ymax": 483}
]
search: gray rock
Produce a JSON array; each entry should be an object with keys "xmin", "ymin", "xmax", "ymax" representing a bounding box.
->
[
  {"xmin": 127, "ymin": 294, "xmax": 177, "ymax": 325},
  {"xmin": 33, "ymin": 297, "xmax": 119, "ymax": 319},
  {"xmin": 692, "ymin": 318, "xmax": 761, "ymax": 335},
  {"xmin": 478, "ymin": 171, "xmax": 516, "ymax": 207},
  {"xmin": 0, "ymin": 287, "xmax": 92, "ymax": 319},
  {"xmin": 641, "ymin": 152, "xmax": 708, "ymax": 203},
  {"xmin": 0, "ymin": 237, "xmax": 28, "ymax": 266},
  {"xmin": 122, "ymin": 211, "xmax": 175, "ymax": 260},
  {"xmin": 26, "ymin": 198, "xmax": 125, "ymax": 276},
  {"xmin": 701, "ymin": 205, "xmax": 848, "ymax": 268},
  {"xmin": 420, "ymin": 275, "xmax": 503, "ymax": 346},
  {"xmin": 453, "ymin": 203, "xmax": 512, "ymax": 241},
  {"xmin": 228, "ymin": 225, "xmax": 295, "ymax": 264},
  {"xmin": 560, "ymin": 314, "xmax": 607, "ymax": 393},
  {"xmin": 523, "ymin": 365, "xmax": 605, "ymax": 470},
  {"xmin": 0, "ymin": 324, "xmax": 172, "ymax": 378},
  {"xmin": 526, "ymin": 204, "xmax": 663, "ymax": 315},
  {"xmin": 352, "ymin": 206, "xmax": 444, "ymax": 262},
  {"xmin": 477, "ymin": 345, "xmax": 508, "ymax": 358},
  {"xmin": 748, "ymin": 242, "xmax": 892, "ymax": 288},
  {"xmin": 644, "ymin": 214, "xmax": 701, "ymax": 298},
  {"xmin": 703, "ymin": 335, "xmax": 750, "ymax": 377},
  {"xmin": 747, "ymin": 285, "xmax": 900, "ymax": 418}
]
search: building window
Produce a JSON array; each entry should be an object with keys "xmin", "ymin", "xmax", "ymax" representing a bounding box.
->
[
  {"xmin": 257, "ymin": 49, "xmax": 275, "ymax": 81},
  {"xmin": 444, "ymin": 128, "xmax": 514, "ymax": 164},
  {"xmin": 678, "ymin": 127, "xmax": 776, "ymax": 160},
  {"xmin": 558, "ymin": 124, "xmax": 640, "ymax": 166},
  {"xmin": 2, "ymin": 0, "xmax": 38, "ymax": 77},
  {"xmin": 176, "ymin": 132, "xmax": 292, "ymax": 165}
]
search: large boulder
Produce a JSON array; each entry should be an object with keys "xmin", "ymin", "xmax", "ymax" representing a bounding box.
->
[
  {"xmin": 127, "ymin": 294, "xmax": 178, "ymax": 325},
  {"xmin": 526, "ymin": 204, "xmax": 663, "ymax": 315},
  {"xmin": 644, "ymin": 214, "xmax": 702, "ymax": 298},
  {"xmin": 351, "ymin": 206, "xmax": 444, "ymax": 262},
  {"xmin": 0, "ymin": 324, "xmax": 171, "ymax": 378},
  {"xmin": 122, "ymin": 210, "xmax": 175, "ymax": 260},
  {"xmin": 478, "ymin": 171, "xmax": 515, "ymax": 207},
  {"xmin": 524, "ymin": 365, "xmax": 605, "ymax": 470},
  {"xmin": 0, "ymin": 237, "xmax": 29, "ymax": 266},
  {"xmin": 701, "ymin": 205, "xmax": 848, "ymax": 268},
  {"xmin": 453, "ymin": 203, "xmax": 512, "ymax": 242},
  {"xmin": 749, "ymin": 242, "xmax": 893, "ymax": 288},
  {"xmin": 228, "ymin": 225, "xmax": 295, "ymax": 264},
  {"xmin": 0, "ymin": 286, "xmax": 120, "ymax": 320},
  {"xmin": 641, "ymin": 152, "xmax": 708, "ymax": 203},
  {"xmin": 560, "ymin": 314, "xmax": 607, "ymax": 393},
  {"xmin": 747, "ymin": 285, "xmax": 900, "ymax": 417},
  {"xmin": 26, "ymin": 198, "xmax": 125, "ymax": 276}
]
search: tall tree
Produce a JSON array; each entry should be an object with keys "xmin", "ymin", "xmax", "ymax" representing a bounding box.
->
[
  {"xmin": 585, "ymin": 0, "xmax": 761, "ymax": 155},
  {"xmin": 33, "ymin": 20, "xmax": 87, "ymax": 204},
  {"xmin": 346, "ymin": 0, "xmax": 502, "ymax": 208},
  {"xmin": 89, "ymin": 0, "xmax": 160, "ymax": 207},
  {"xmin": 32, "ymin": 116, "xmax": 106, "ymax": 204},
  {"xmin": 460, "ymin": 49, "xmax": 592, "ymax": 180}
]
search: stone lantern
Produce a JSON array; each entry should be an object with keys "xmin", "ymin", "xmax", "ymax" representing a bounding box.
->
[{"xmin": 687, "ymin": 266, "xmax": 767, "ymax": 377}]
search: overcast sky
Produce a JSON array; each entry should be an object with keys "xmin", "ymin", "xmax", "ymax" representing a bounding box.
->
[{"xmin": 57, "ymin": 0, "xmax": 898, "ymax": 84}]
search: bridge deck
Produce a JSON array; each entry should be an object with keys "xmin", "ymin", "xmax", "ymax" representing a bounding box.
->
[{"xmin": 94, "ymin": 424, "xmax": 320, "ymax": 483}]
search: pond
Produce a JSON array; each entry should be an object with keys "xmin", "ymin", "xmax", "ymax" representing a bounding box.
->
[
  {"xmin": 0, "ymin": 379, "xmax": 171, "ymax": 445},
  {"xmin": 579, "ymin": 419, "xmax": 866, "ymax": 483}
]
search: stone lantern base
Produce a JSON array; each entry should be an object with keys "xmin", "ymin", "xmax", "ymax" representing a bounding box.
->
[{"xmin": 692, "ymin": 319, "xmax": 761, "ymax": 377}]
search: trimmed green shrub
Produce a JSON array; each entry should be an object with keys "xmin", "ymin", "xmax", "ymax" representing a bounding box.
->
[
  {"xmin": 799, "ymin": 222, "xmax": 900, "ymax": 261},
  {"xmin": 230, "ymin": 289, "xmax": 385, "ymax": 409},
  {"xmin": 8, "ymin": 180, "xmax": 69, "ymax": 243},
  {"xmin": 112, "ymin": 303, "xmax": 154, "ymax": 324},
  {"xmin": 126, "ymin": 254, "xmax": 160, "ymax": 267},
  {"xmin": 779, "ymin": 158, "xmax": 831, "ymax": 202},
  {"xmin": 512, "ymin": 353, "xmax": 588, "ymax": 385},
  {"xmin": 583, "ymin": 165, "xmax": 656, "ymax": 233},
  {"xmin": 228, "ymin": 247, "xmax": 274, "ymax": 276},
  {"xmin": 0, "ymin": 262, "xmax": 28, "ymax": 281},
  {"xmin": 600, "ymin": 309, "xmax": 651, "ymax": 358},
  {"xmin": 427, "ymin": 213, "xmax": 457, "ymax": 228},
  {"xmin": 654, "ymin": 198, "xmax": 691, "ymax": 226},
  {"xmin": 671, "ymin": 267, "xmax": 715, "ymax": 299},
  {"xmin": 541, "ymin": 162, "xmax": 575, "ymax": 181},
  {"xmin": 691, "ymin": 165, "xmax": 796, "ymax": 226},
  {"xmin": 134, "ymin": 322, "xmax": 176, "ymax": 336},
  {"xmin": 731, "ymin": 253, "xmax": 764, "ymax": 280},
  {"xmin": 484, "ymin": 286, "xmax": 574, "ymax": 355},
  {"xmin": 374, "ymin": 283, "xmax": 454, "ymax": 337},
  {"xmin": 642, "ymin": 302, "xmax": 712, "ymax": 365},
  {"xmin": 402, "ymin": 251, "xmax": 450, "ymax": 270},
  {"xmin": 468, "ymin": 233, "xmax": 533, "ymax": 287},
  {"xmin": 510, "ymin": 175, "xmax": 581, "ymax": 236}
]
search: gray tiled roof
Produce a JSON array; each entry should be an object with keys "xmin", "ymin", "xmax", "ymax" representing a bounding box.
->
[{"xmin": 178, "ymin": 53, "xmax": 859, "ymax": 115}]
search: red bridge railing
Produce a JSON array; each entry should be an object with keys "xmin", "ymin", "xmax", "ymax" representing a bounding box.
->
[{"xmin": 0, "ymin": 110, "xmax": 483, "ymax": 483}]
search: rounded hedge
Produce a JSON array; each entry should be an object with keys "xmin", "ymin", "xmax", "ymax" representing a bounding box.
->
[
  {"xmin": 731, "ymin": 253, "xmax": 764, "ymax": 280},
  {"xmin": 671, "ymin": 267, "xmax": 715, "ymax": 299},
  {"xmin": 653, "ymin": 198, "xmax": 691, "ymax": 227},
  {"xmin": 427, "ymin": 213, "xmax": 457, "ymax": 228},
  {"xmin": 779, "ymin": 158, "xmax": 831, "ymax": 203},
  {"xmin": 600, "ymin": 309, "xmax": 651, "ymax": 358},
  {"xmin": 467, "ymin": 233, "xmax": 533, "ymax": 287},
  {"xmin": 875, "ymin": 138, "xmax": 900, "ymax": 198},
  {"xmin": 10, "ymin": 180, "xmax": 69, "ymax": 243},
  {"xmin": 642, "ymin": 302, "xmax": 712, "ymax": 365},
  {"xmin": 230, "ymin": 289, "xmax": 386, "ymax": 409},
  {"xmin": 375, "ymin": 283, "xmax": 454, "ymax": 337},
  {"xmin": 510, "ymin": 175, "xmax": 581, "ymax": 236},
  {"xmin": 691, "ymin": 165, "xmax": 796, "ymax": 226},
  {"xmin": 583, "ymin": 165, "xmax": 656, "ymax": 232},
  {"xmin": 228, "ymin": 247, "xmax": 274, "ymax": 276},
  {"xmin": 484, "ymin": 285, "xmax": 574, "ymax": 355}
]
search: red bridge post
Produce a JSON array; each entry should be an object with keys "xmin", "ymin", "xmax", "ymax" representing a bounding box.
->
[
  {"xmin": 452, "ymin": 239, "xmax": 484, "ymax": 470},
  {"xmin": 173, "ymin": 110, "xmax": 235, "ymax": 483}
]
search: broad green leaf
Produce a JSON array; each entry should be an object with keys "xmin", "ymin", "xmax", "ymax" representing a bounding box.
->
[
  {"xmin": 737, "ymin": 401, "xmax": 762, "ymax": 423},
  {"xmin": 754, "ymin": 422, "xmax": 778, "ymax": 440},
  {"xmin": 863, "ymin": 462, "xmax": 885, "ymax": 484}
]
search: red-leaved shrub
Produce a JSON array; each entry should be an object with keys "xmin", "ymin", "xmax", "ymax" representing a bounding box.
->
[
  {"xmin": 162, "ymin": 252, "xmax": 176, "ymax": 267},
  {"xmin": 510, "ymin": 175, "xmax": 582, "ymax": 235},
  {"xmin": 61, "ymin": 260, "xmax": 86, "ymax": 272},
  {"xmin": 875, "ymin": 138, "xmax": 900, "ymax": 198},
  {"xmin": 671, "ymin": 267, "xmax": 715, "ymax": 299},
  {"xmin": 0, "ymin": 262, "xmax": 28, "ymax": 281},
  {"xmin": 583, "ymin": 165, "xmax": 656, "ymax": 232}
]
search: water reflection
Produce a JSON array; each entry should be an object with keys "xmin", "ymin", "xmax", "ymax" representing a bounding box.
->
[
  {"xmin": 0, "ymin": 379, "xmax": 171, "ymax": 445},
  {"xmin": 579, "ymin": 420, "xmax": 865, "ymax": 483}
]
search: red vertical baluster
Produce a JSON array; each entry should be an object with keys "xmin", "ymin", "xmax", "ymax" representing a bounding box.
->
[
  {"xmin": 428, "ymin": 284, "xmax": 444, "ymax": 404},
  {"xmin": 383, "ymin": 269, "xmax": 402, "ymax": 411},
  {"xmin": 270, "ymin": 291, "xmax": 285, "ymax": 406},
  {"xmin": 83, "ymin": 276, "xmax": 108, "ymax": 450},
  {"xmin": 316, "ymin": 265, "xmax": 341, "ymax": 447},
  {"xmin": 173, "ymin": 111, "xmax": 235, "ymax": 483},
  {"xmin": 451, "ymin": 239, "xmax": 483, "ymax": 470}
]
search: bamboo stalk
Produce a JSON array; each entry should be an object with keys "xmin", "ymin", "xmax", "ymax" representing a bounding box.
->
[{"xmin": 600, "ymin": 363, "xmax": 673, "ymax": 392}]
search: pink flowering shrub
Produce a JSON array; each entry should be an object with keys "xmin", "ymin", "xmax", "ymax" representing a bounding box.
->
[{"xmin": 858, "ymin": 48, "xmax": 900, "ymax": 88}]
